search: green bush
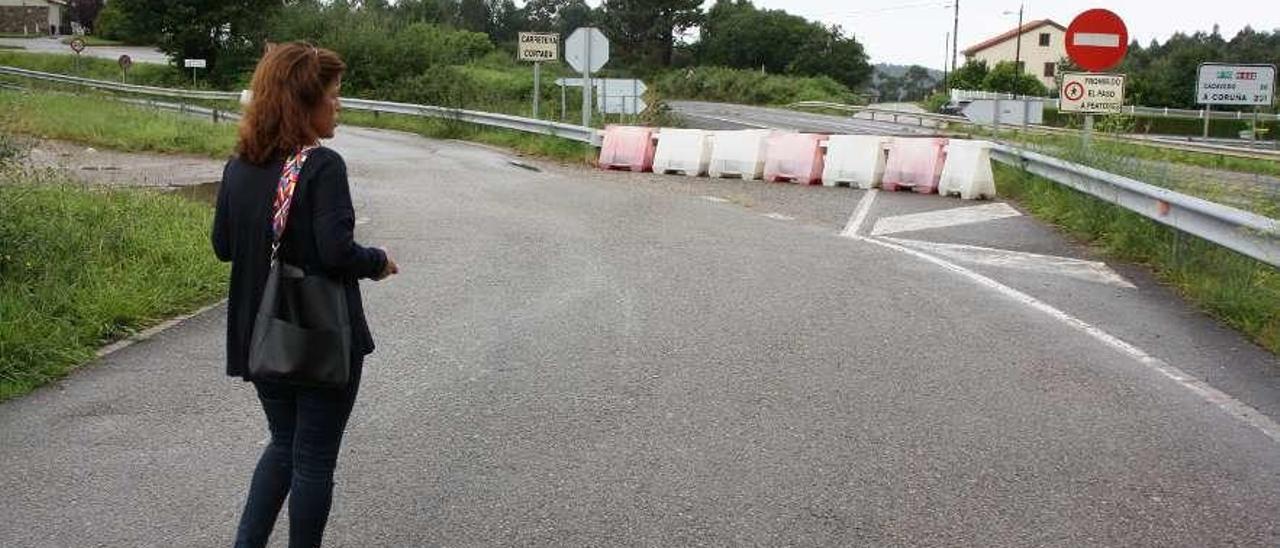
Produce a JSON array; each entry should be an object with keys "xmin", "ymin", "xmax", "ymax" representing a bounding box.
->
[
  {"xmin": 0, "ymin": 175, "xmax": 228, "ymax": 400},
  {"xmin": 654, "ymin": 66, "xmax": 857, "ymax": 105}
]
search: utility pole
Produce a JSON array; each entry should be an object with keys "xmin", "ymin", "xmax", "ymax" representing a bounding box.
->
[
  {"xmin": 943, "ymin": 31, "xmax": 950, "ymax": 89},
  {"xmin": 1013, "ymin": 3, "xmax": 1023, "ymax": 94},
  {"xmin": 951, "ymin": 0, "xmax": 959, "ymax": 75}
]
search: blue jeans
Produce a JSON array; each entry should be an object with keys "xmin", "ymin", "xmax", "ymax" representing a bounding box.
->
[{"xmin": 234, "ymin": 358, "xmax": 363, "ymax": 548}]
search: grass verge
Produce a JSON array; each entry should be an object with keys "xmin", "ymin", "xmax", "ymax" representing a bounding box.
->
[
  {"xmin": 341, "ymin": 110, "xmax": 596, "ymax": 165},
  {"xmin": 0, "ymin": 50, "xmax": 180, "ymax": 87},
  {"xmin": 994, "ymin": 163, "xmax": 1280, "ymax": 355},
  {"xmin": 0, "ymin": 89, "xmax": 236, "ymax": 157},
  {"xmin": 0, "ymin": 170, "xmax": 228, "ymax": 401}
]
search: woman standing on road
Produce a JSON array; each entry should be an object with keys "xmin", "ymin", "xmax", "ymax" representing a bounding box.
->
[{"xmin": 212, "ymin": 42, "xmax": 398, "ymax": 547}]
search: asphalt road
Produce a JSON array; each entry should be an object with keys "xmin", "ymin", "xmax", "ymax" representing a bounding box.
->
[
  {"xmin": 669, "ymin": 101, "xmax": 942, "ymax": 136},
  {"xmin": 0, "ymin": 37, "xmax": 168, "ymax": 65},
  {"xmin": 2, "ymin": 125, "xmax": 1280, "ymax": 546}
]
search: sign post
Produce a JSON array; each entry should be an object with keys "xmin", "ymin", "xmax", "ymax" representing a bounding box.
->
[
  {"xmin": 118, "ymin": 54, "xmax": 133, "ymax": 83},
  {"xmin": 1064, "ymin": 9, "xmax": 1129, "ymax": 149},
  {"xmin": 1195, "ymin": 63, "xmax": 1276, "ymax": 141},
  {"xmin": 565, "ymin": 27, "xmax": 609, "ymax": 129},
  {"xmin": 69, "ymin": 38, "xmax": 85, "ymax": 72},
  {"xmin": 184, "ymin": 59, "xmax": 207, "ymax": 86},
  {"xmin": 518, "ymin": 32, "xmax": 560, "ymax": 119}
]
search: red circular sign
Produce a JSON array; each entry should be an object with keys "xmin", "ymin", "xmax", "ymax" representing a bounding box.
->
[
  {"xmin": 1065, "ymin": 9, "xmax": 1128, "ymax": 72},
  {"xmin": 1063, "ymin": 81, "xmax": 1085, "ymax": 101}
]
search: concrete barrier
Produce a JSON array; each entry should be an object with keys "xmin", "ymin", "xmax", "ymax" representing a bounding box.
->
[
  {"xmin": 883, "ymin": 137, "xmax": 948, "ymax": 194},
  {"xmin": 822, "ymin": 135, "xmax": 890, "ymax": 188},
  {"xmin": 764, "ymin": 133, "xmax": 828, "ymax": 184},
  {"xmin": 938, "ymin": 140, "xmax": 997, "ymax": 200},
  {"xmin": 598, "ymin": 125, "xmax": 656, "ymax": 172},
  {"xmin": 652, "ymin": 129, "xmax": 713, "ymax": 177},
  {"xmin": 708, "ymin": 130, "xmax": 772, "ymax": 180}
]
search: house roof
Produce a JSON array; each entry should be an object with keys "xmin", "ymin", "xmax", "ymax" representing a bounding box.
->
[{"xmin": 962, "ymin": 19, "xmax": 1065, "ymax": 56}]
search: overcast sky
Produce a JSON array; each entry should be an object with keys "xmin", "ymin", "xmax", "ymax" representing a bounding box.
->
[{"xmin": 579, "ymin": 0, "xmax": 1278, "ymax": 68}]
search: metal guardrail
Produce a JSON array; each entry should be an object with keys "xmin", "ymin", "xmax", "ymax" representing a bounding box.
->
[
  {"xmin": 789, "ymin": 101, "xmax": 1280, "ymax": 160},
  {"xmin": 0, "ymin": 65, "xmax": 238, "ymax": 101},
  {"xmin": 990, "ymin": 144, "xmax": 1280, "ymax": 268},
  {"xmin": 4, "ymin": 66, "xmax": 1275, "ymax": 267},
  {"xmin": 0, "ymin": 65, "xmax": 600, "ymax": 145}
]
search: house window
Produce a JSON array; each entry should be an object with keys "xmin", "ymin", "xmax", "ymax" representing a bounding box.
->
[
  {"xmin": 1039, "ymin": 33, "xmax": 1051, "ymax": 46},
  {"xmin": 1043, "ymin": 62, "xmax": 1056, "ymax": 77}
]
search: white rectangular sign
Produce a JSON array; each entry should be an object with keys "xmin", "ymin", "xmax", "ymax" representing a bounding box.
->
[
  {"xmin": 518, "ymin": 33, "xmax": 559, "ymax": 62},
  {"xmin": 184, "ymin": 59, "xmax": 207, "ymax": 69},
  {"xmin": 1197, "ymin": 63, "xmax": 1275, "ymax": 106},
  {"xmin": 1059, "ymin": 72, "xmax": 1126, "ymax": 114}
]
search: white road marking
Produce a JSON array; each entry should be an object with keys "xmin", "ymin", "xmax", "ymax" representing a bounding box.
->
[
  {"xmin": 883, "ymin": 237, "xmax": 1136, "ymax": 288},
  {"xmin": 841, "ymin": 189, "xmax": 879, "ymax": 237},
  {"xmin": 871, "ymin": 202, "xmax": 1022, "ymax": 236},
  {"xmin": 1073, "ymin": 32, "xmax": 1122, "ymax": 47},
  {"xmin": 763, "ymin": 212, "xmax": 794, "ymax": 221},
  {"xmin": 842, "ymin": 231, "xmax": 1280, "ymax": 445},
  {"xmin": 701, "ymin": 195, "xmax": 730, "ymax": 203}
]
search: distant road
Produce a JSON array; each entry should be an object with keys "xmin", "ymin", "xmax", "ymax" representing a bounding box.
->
[
  {"xmin": 668, "ymin": 100, "xmax": 943, "ymax": 135},
  {"xmin": 0, "ymin": 37, "xmax": 168, "ymax": 65}
]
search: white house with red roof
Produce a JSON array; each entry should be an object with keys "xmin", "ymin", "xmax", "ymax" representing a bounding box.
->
[{"xmin": 963, "ymin": 19, "xmax": 1067, "ymax": 89}]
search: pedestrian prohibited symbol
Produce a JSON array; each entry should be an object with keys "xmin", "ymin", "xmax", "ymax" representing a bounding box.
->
[{"xmin": 1064, "ymin": 81, "xmax": 1085, "ymax": 101}]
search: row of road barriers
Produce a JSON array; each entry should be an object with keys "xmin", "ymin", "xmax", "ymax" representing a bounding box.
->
[
  {"xmin": 599, "ymin": 126, "xmax": 997, "ymax": 200},
  {"xmin": 0, "ymin": 64, "xmax": 1273, "ymax": 268}
]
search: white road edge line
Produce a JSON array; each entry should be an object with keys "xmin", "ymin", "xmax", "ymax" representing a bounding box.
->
[
  {"xmin": 95, "ymin": 300, "xmax": 227, "ymax": 359},
  {"xmin": 841, "ymin": 189, "xmax": 879, "ymax": 237},
  {"xmin": 841, "ymin": 229, "xmax": 1280, "ymax": 444},
  {"xmin": 882, "ymin": 236, "xmax": 1137, "ymax": 289}
]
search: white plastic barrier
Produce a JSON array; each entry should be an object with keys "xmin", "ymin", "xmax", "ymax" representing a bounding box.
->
[
  {"xmin": 822, "ymin": 135, "xmax": 890, "ymax": 188},
  {"xmin": 938, "ymin": 140, "xmax": 997, "ymax": 200},
  {"xmin": 708, "ymin": 130, "xmax": 772, "ymax": 180},
  {"xmin": 652, "ymin": 129, "xmax": 713, "ymax": 176}
]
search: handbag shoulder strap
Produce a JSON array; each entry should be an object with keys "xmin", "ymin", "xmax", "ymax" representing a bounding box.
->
[{"xmin": 269, "ymin": 145, "xmax": 318, "ymax": 258}]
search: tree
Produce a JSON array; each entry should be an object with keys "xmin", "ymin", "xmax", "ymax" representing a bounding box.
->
[
  {"xmin": 458, "ymin": 0, "xmax": 490, "ymax": 33},
  {"xmin": 696, "ymin": 0, "xmax": 870, "ymax": 89},
  {"xmin": 106, "ymin": 0, "xmax": 281, "ymax": 83},
  {"xmin": 600, "ymin": 0, "xmax": 702, "ymax": 66},
  {"xmin": 981, "ymin": 61, "xmax": 1048, "ymax": 96},
  {"xmin": 68, "ymin": 0, "xmax": 105, "ymax": 33},
  {"xmin": 947, "ymin": 60, "xmax": 988, "ymax": 91}
]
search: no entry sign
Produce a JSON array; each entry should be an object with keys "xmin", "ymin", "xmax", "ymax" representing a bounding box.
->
[{"xmin": 1065, "ymin": 9, "xmax": 1128, "ymax": 72}]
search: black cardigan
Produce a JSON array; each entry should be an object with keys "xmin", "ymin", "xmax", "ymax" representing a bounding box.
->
[{"xmin": 212, "ymin": 147, "xmax": 387, "ymax": 379}]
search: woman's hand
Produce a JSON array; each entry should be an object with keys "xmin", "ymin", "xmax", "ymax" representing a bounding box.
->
[{"xmin": 375, "ymin": 248, "xmax": 399, "ymax": 281}]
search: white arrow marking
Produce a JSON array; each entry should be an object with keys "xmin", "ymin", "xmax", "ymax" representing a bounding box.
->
[
  {"xmin": 870, "ymin": 202, "xmax": 1022, "ymax": 236},
  {"xmin": 1073, "ymin": 32, "xmax": 1122, "ymax": 47},
  {"xmin": 883, "ymin": 237, "xmax": 1136, "ymax": 288}
]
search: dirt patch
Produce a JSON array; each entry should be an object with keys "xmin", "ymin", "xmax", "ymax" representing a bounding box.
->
[{"xmin": 24, "ymin": 139, "xmax": 226, "ymax": 188}]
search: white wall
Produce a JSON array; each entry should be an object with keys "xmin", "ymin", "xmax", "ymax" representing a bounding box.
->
[{"xmin": 967, "ymin": 26, "xmax": 1067, "ymax": 90}]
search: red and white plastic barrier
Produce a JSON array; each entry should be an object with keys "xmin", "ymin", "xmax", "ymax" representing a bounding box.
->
[
  {"xmin": 652, "ymin": 129, "xmax": 713, "ymax": 177},
  {"xmin": 882, "ymin": 137, "xmax": 948, "ymax": 194},
  {"xmin": 822, "ymin": 135, "xmax": 890, "ymax": 189},
  {"xmin": 598, "ymin": 125, "xmax": 656, "ymax": 172},
  {"xmin": 938, "ymin": 140, "xmax": 996, "ymax": 200},
  {"xmin": 763, "ymin": 133, "xmax": 828, "ymax": 184},
  {"xmin": 709, "ymin": 130, "xmax": 772, "ymax": 180}
]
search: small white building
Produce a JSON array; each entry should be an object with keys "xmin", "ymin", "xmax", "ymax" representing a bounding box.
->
[
  {"xmin": 962, "ymin": 19, "xmax": 1066, "ymax": 90},
  {"xmin": 0, "ymin": 0, "xmax": 65, "ymax": 36}
]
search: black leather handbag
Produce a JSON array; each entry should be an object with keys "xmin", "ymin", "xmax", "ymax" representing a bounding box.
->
[{"xmin": 247, "ymin": 147, "xmax": 351, "ymax": 388}]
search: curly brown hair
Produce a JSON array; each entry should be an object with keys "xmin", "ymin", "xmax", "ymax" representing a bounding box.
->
[{"xmin": 236, "ymin": 42, "xmax": 346, "ymax": 166}]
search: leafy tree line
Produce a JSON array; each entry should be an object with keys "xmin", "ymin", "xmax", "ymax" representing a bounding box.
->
[
  {"xmin": 95, "ymin": 0, "xmax": 873, "ymax": 93},
  {"xmin": 1117, "ymin": 26, "xmax": 1280, "ymax": 110},
  {"xmin": 947, "ymin": 26, "xmax": 1280, "ymax": 110}
]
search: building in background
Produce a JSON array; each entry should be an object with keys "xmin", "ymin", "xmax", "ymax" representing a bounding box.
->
[
  {"xmin": 962, "ymin": 19, "xmax": 1066, "ymax": 90},
  {"xmin": 0, "ymin": 0, "xmax": 65, "ymax": 36}
]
